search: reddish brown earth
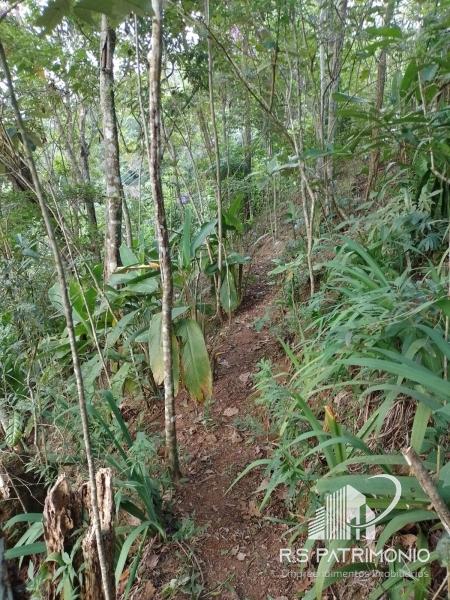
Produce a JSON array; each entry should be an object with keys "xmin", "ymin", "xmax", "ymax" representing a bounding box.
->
[{"xmin": 135, "ymin": 239, "xmax": 305, "ymax": 599}]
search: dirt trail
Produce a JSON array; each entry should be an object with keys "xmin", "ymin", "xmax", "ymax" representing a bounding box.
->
[{"xmin": 167, "ymin": 239, "xmax": 296, "ymax": 600}]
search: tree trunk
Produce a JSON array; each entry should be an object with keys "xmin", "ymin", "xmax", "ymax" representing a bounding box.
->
[
  {"xmin": 52, "ymin": 98, "xmax": 84, "ymax": 185},
  {"xmin": 316, "ymin": 0, "xmax": 329, "ymax": 213},
  {"xmin": 81, "ymin": 469, "xmax": 115, "ymax": 600},
  {"xmin": 196, "ymin": 107, "xmax": 215, "ymax": 168},
  {"xmin": 242, "ymin": 35, "xmax": 252, "ymax": 221},
  {"xmin": 79, "ymin": 105, "xmax": 98, "ymax": 232},
  {"xmin": 325, "ymin": 0, "xmax": 348, "ymax": 214},
  {"xmin": 0, "ymin": 39, "xmax": 114, "ymax": 600},
  {"xmin": 43, "ymin": 475, "xmax": 78, "ymax": 599},
  {"xmin": 122, "ymin": 195, "xmax": 133, "ymax": 248},
  {"xmin": 364, "ymin": 0, "xmax": 396, "ymax": 201},
  {"xmin": 205, "ymin": 0, "xmax": 224, "ymax": 316},
  {"xmin": 100, "ymin": 15, "xmax": 124, "ymax": 280},
  {"xmin": 148, "ymin": 0, "xmax": 181, "ymax": 480}
]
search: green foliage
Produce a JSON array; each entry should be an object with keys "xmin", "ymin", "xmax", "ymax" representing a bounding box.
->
[
  {"xmin": 237, "ymin": 206, "xmax": 450, "ymax": 598},
  {"xmin": 2, "ymin": 0, "xmax": 450, "ymax": 596}
]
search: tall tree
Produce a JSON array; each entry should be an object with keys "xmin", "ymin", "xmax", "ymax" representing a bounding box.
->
[
  {"xmin": 242, "ymin": 33, "xmax": 252, "ymax": 220},
  {"xmin": 325, "ymin": 0, "xmax": 348, "ymax": 215},
  {"xmin": 100, "ymin": 15, "xmax": 126, "ymax": 280},
  {"xmin": 364, "ymin": 0, "xmax": 396, "ymax": 201},
  {"xmin": 148, "ymin": 0, "xmax": 181, "ymax": 480},
  {"xmin": 205, "ymin": 0, "xmax": 224, "ymax": 315},
  {"xmin": 0, "ymin": 38, "xmax": 114, "ymax": 600}
]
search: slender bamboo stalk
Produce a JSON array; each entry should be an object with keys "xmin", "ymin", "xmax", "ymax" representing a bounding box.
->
[
  {"xmin": 205, "ymin": 0, "xmax": 223, "ymax": 317},
  {"xmin": 148, "ymin": 0, "xmax": 181, "ymax": 480}
]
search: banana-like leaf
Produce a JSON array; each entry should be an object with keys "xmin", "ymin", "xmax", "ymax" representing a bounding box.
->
[
  {"xmin": 119, "ymin": 245, "xmax": 139, "ymax": 267},
  {"xmin": 176, "ymin": 318, "xmax": 212, "ymax": 402},
  {"xmin": 147, "ymin": 313, "xmax": 180, "ymax": 395},
  {"xmin": 191, "ymin": 219, "xmax": 217, "ymax": 255},
  {"xmin": 220, "ymin": 271, "xmax": 239, "ymax": 313}
]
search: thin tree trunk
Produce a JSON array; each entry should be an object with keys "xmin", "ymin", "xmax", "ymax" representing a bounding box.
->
[
  {"xmin": 100, "ymin": 15, "xmax": 124, "ymax": 280},
  {"xmin": 318, "ymin": 0, "xmax": 328, "ymax": 147},
  {"xmin": 364, "ymin": 0, "xmax": 396, "ymax": 201},
  {"xmin": 325, "ymin": 0, "xmax": 348, "ymax": 213},
  {"xmin": 79, "ymin": 105, "xmax": 98, "ymax": 231},
  {"xmin": 51, "ymin": 93, "xmax": 84, "ymax": 185},
  {"xmin": 288, "ymin": 23, "xmax": 316, "ymax": 296},
  {"xmin": 122, "ymin": 196, "xmax": 133, "ymax": 248},
  {"xmin": 242, "ymin": 35, "xmax": 252, "ymax": 221},
  {"xmin": 0, "ymin": 38, "xmax": 114, "ymax": 600},
  {"xmin": 205, "ymin": 0, "xmax": 223, "ymax": 315},
  {"xmin": 148, "ymin": 0, "xmax": 181, "ymax": 480},
  {"xmin": 79, "ymin": 105, "xmax": 91, "ymax": 183},
  {"xmin": 196, "ymin": 107, "xmax": 214, "ymax": 168}
]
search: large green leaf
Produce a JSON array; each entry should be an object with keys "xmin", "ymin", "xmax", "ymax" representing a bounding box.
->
[
  {"xmin": 343, "ymin": 354, "xmax": 450, "ymax": 399},
  {"xmin": 401, "ymin": 60, "xmax": 418, "ymax": 96},
  {"xmin": 106, "ymin": 310, "xmax": 139, "ymax": 348},
  {"xmin": 176, "ymin": 319, "xmax": 212, "ymax": 402},
  {"xmin": 410, "ymin": 403, "xmax": 432, "ymax": 453},
  {"xmin": 365, "ymin": 25, "xmax": 403, "ymax": 39},
  {"xmin": 123, "ymin": 278, "xmax": 159, "ymax": 295},
  {"xmin": 111, "ymin": 363, "xmax": 131, "ymax": 398},
  {"xmin": 220, "ymin": 271, "xmax": 239, "ymax": 313},
  {"xmin": 223, "ymin": 195, "xmax": 244, "ymax": 233},
  {"xmin": 119, "ymin": 245, "xmax": 139, "ymax": 267},
  {"xmin": 147, "ymin": 313, "xmax": 180, "ymax": 395},
  {"xmin": 191, "ymin": 219, "xmax": 217, "ymax": 255},
  {"xmin": 148, "ymin": 313, "xmax": 164, "ymax": 385}
]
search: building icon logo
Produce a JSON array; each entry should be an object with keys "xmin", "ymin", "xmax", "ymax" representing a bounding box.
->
[{"xmin": 308, "ymin": 475, "xmax": 402, "ymax": 541}]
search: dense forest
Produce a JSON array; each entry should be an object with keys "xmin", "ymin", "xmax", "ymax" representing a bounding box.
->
[{"xmin": 0, "ymin": 0, "xmax": 449, "ymax": 598}]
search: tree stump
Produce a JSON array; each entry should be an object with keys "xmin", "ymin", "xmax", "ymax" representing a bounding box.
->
[
  {"xmin": 80, "ymin": 469, "xmax": 115, "ymax": 600},
  {"xmin": 42, "ymin": 470, "xmax": 115, "ymax": 599}
]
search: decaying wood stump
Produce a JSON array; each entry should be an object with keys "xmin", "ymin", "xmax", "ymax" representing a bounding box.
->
[
  {"xmin": 42, "ymin": 470, "xmax": 115, "ymax": 599},
  {"xmin": 43, "ymin": 474, "xmax": 80, "ymax": 599},
  {"xmin": 43, "ymin": 474, "xmax": 78, "ymax": 554},
  {"xmin": 80, "ymin": 468, "xmax": 115, "ymax": 600}
]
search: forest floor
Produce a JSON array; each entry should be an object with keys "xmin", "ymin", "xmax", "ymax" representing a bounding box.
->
[{"xmin": 134, "ymin": 236, "xmax": 305, "ymax": 600}]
